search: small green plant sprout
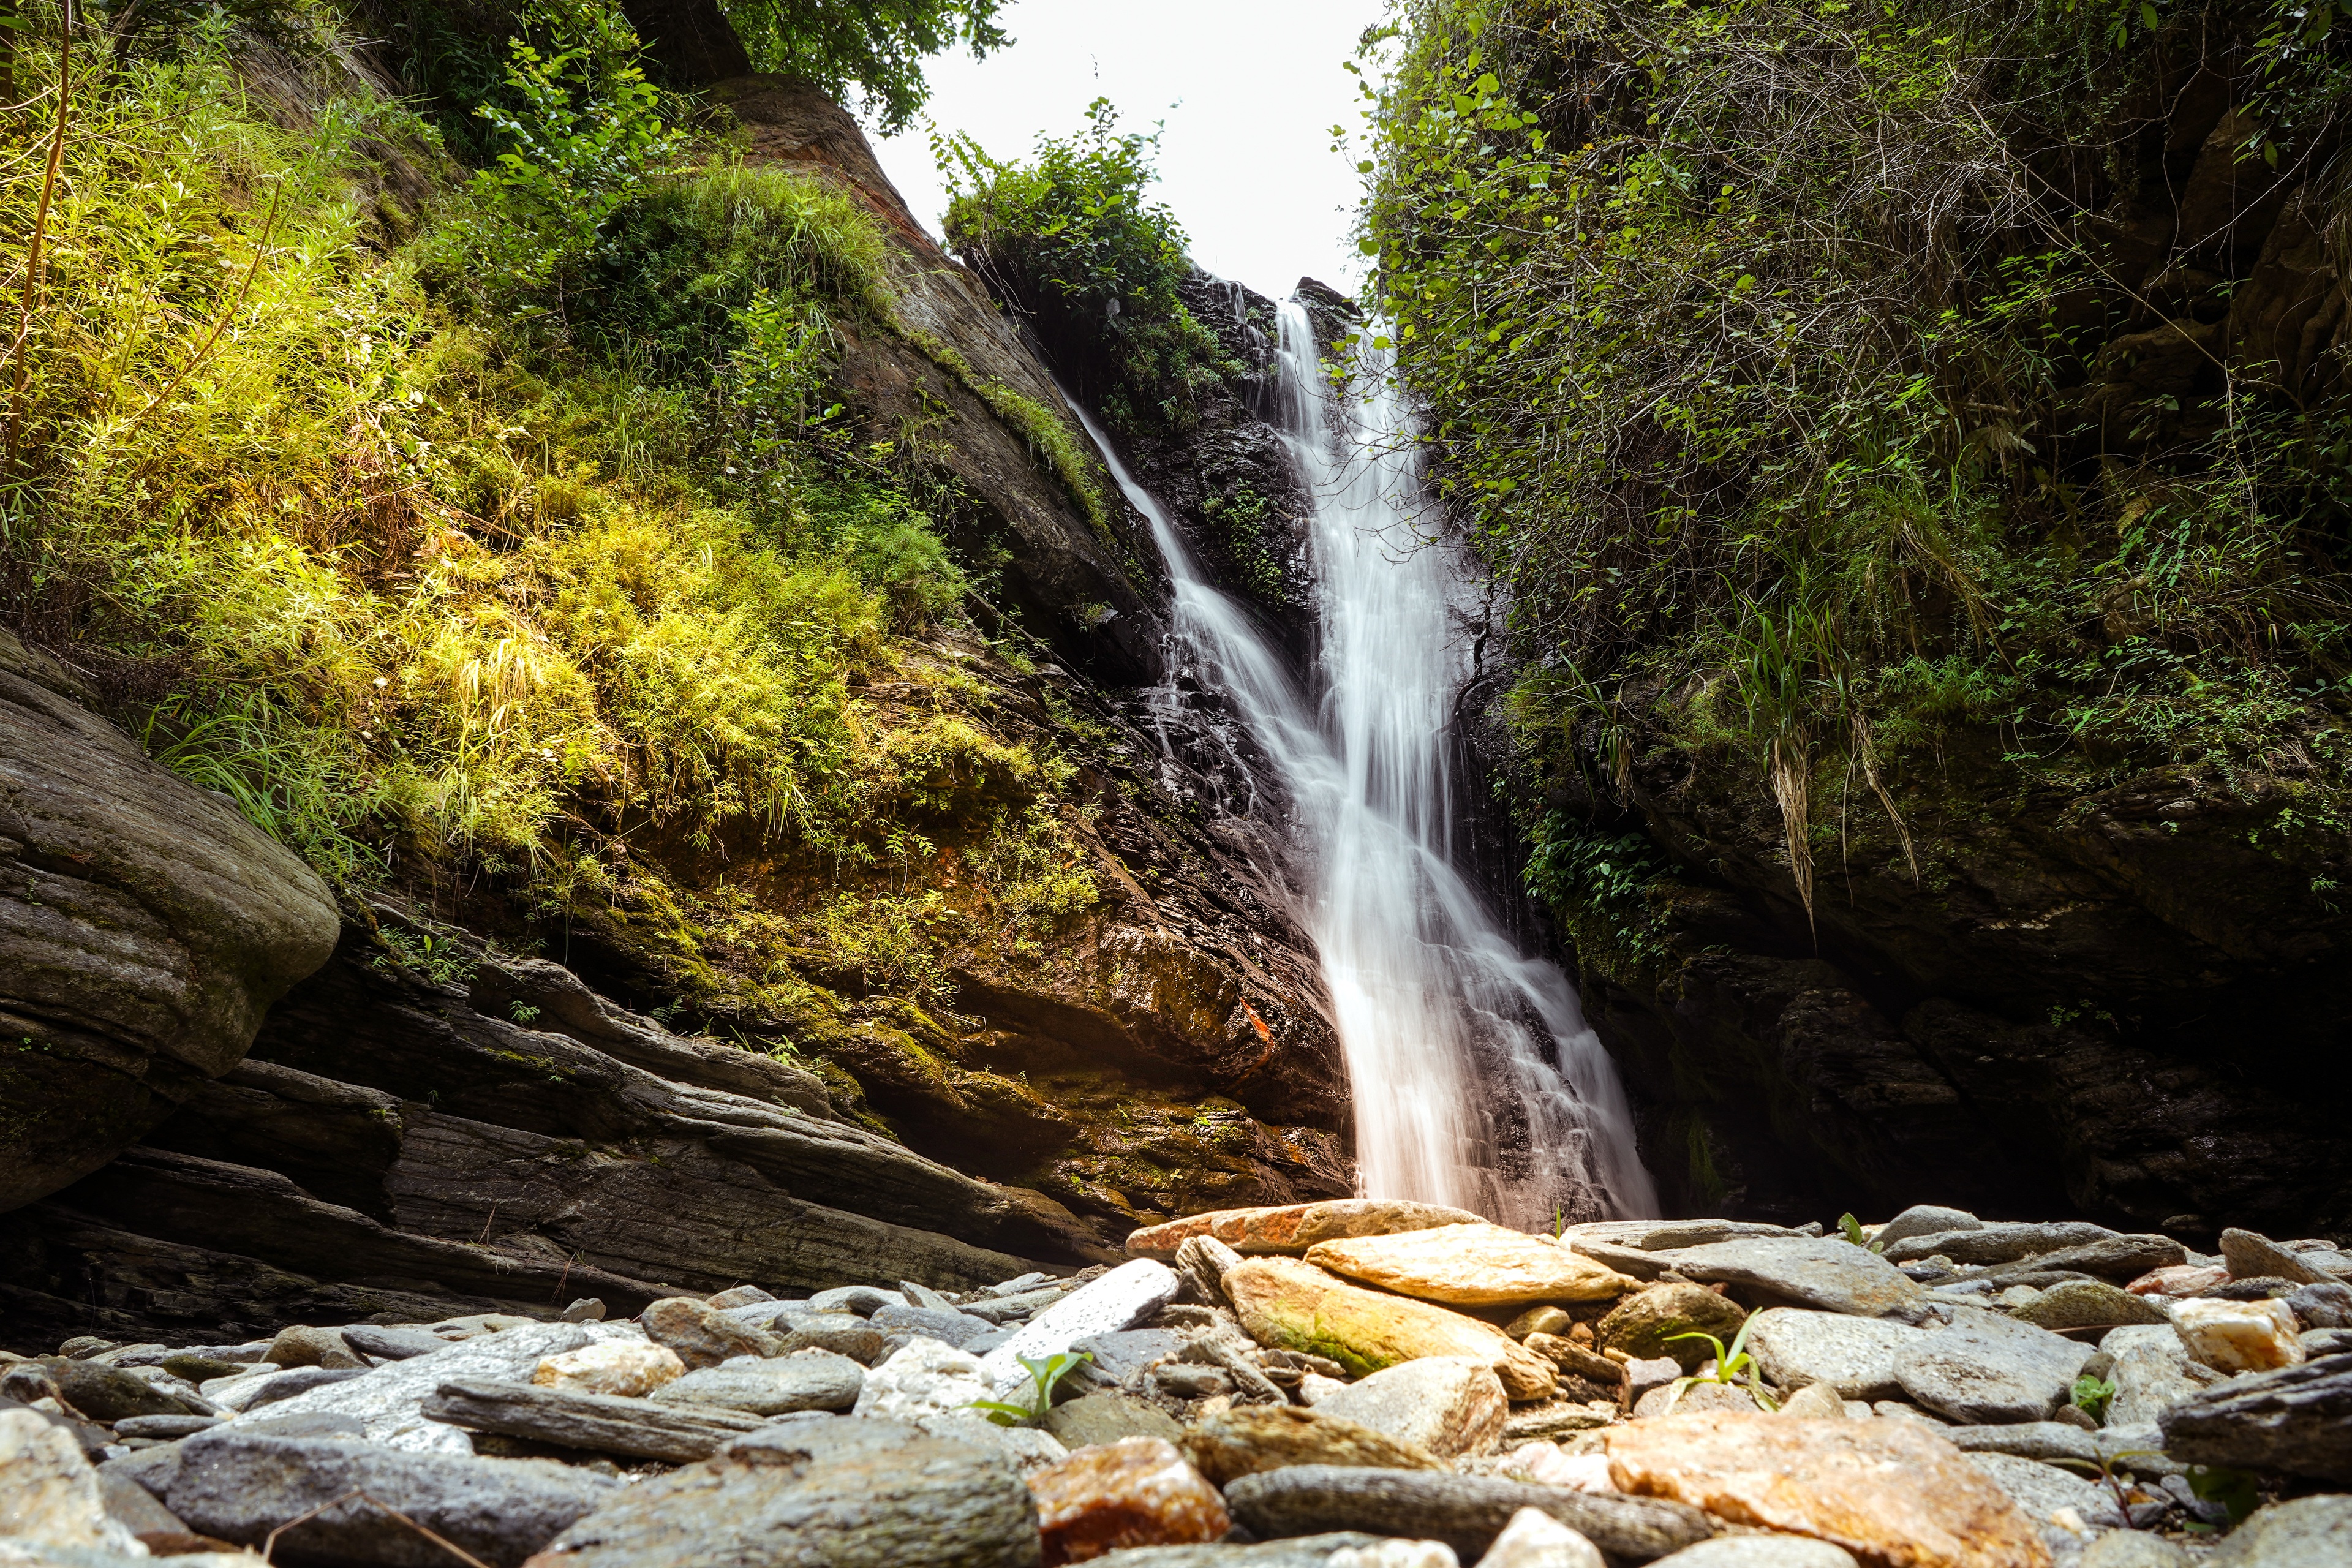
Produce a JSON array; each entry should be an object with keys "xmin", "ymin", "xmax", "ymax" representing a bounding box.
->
[
  {"xmin": 1836, "ymin": 1214, "xmax": 1885, "ymax": 1253},
  {"xmin": 510, "ymin": 1001, "xmax": 543, "ymax": 1024},
  {"xmin": 1553, "ymin": 1204, "xmax": 1566, "ymax": 1240},
  {"xmin": 966, "ymin": 1349, "xmax": 1092, "ymax": 1427},
  {"xmin": 2071, "ymin": 1373, "xmax": 2117, "ymax": 1423},
  {"xmin": 1660, "ymin": 1317, "xmax": 1779, "ymax": 1414}
]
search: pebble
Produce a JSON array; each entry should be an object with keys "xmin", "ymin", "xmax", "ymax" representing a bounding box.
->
[
  {"xmin": 1505, "ymin": 1307, "xmax": 1572, "ymax": 1341},
  {"xmin": 1183, "ymin": 1404, "xmax": 1444, "ymax": 1485},
  {"xmin": 853, "ymin": 1335, "xmax": 998, "ymax": 1421},
  {"xmin": 651, "ymin": 1350, "xmax": 865, "ymax": 1415},
  {"xmin": 641, "ymin": 1297, "xmax": 782, "ymax": 1369},
  {"xmin": 1743, "ymin": 1308, "xmax": 1924, "ymax": 1401},
  {"xmin": 1471, "ymin": 1507, "xmax": 1603, "ymax": 1568},
  {"xmin": 1072, "ymin": 1329, "xmax": 1191, "ymax": 1385},
  {"xmin": 1776, "ymin": 1382, "xmax": 1846, "ymax": 1419},
  {"xmin": 1314, "ymin": 1357, "xmax": 1507, "ymax": 1459},
  {"xmin": 533, "ymin": 1339, "xmax": 685, "ymax": 1398},
  {"xmin": 1030, "ymin": 1436, "xmax": 1230, "ymax": 1566},
  {"xmin": 2173, "ymin": 1297, "xmax": 2304, "ymax": 1373},
  {"xmin": 979, "ymin": 1260, "xmax": 1181, "ymax": 1400}
]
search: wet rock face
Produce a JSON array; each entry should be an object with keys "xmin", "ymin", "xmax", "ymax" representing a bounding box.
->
[{"xmin": 0, "ymin": 627, "xmax": 340, "ymax": 1212}]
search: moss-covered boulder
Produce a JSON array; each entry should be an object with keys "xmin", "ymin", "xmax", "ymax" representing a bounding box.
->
[{"xmin": 1596, "ymin": 1284, "xmax": 1752, "ymax": 1373}]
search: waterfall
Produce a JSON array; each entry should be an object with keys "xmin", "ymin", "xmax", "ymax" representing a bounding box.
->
[{"xmin": 1071, "ymin": 300, "xmax": 1658, "ymax": 1228}]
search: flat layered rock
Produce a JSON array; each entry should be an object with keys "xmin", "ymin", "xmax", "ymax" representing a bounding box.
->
[
  {"xmin": 978, "ymin": 1259, "xmax": 1178, "ymax": 1400},
  {"xmin": 1965, "ymin": 1451, "xmax": 2124, "ymax": 1532},
  {"xmin": 1660, "ymin": 1239, "xmax": 1926, "ymax": 1319},
  {"xmin": 2010, "ymin": 1280, "xmax": 2170, "ymax": 1331},
  {"xmin": 423, "ymin": 1378, "xmax": 767, "ymax": 1463},
  {"xmin": 1183, "ymin": 1405, "xmax": 1444, "ymax": 1486},
  {"xmin": 2221, "ymin": 1229, "xmax": 2345, "ymax": 1287},
  {"xmin": 1223, "ymin": 1464, "xmax": 1716, "ymax": 1561},
  {"xmin": 1559, "ymin": 1221, "xmax": 1806, "ymax": 1253},
  {"xmin": 1129, "ymin": 1202, "xmax": 1488, "ymax": 1259},
  {"xmin": 1601, "ymin": 1411, "xmax": 2048, "ymax": 1568},
  {"xmin": 224, "ymin": 1322, "xmax": 594, "ymax": 1456},
  {"xmin": 1994, "ymin": 1235, "xmax": 2184, "ymax": 1283},
  {"xmin": 2209, "ymin": 1494, "xmax": 2352, "ymax": 1567},
  {"xmin": 1744, "ymin": 1310, "xmax": 1927, "ymax": 1401},
  {"xmin": 1311, "ymin": 1358, "xmax": 1507, "ymax": 1458},
  {"xmin": 2159, "ymin": 1351, "xmax": 2352, "ymax": 1480},
  {"xmin": 1881, "ymin": 1224, "xmax": 2114, "ymax": 1267},
  {"xmin": 1892, "ymin": 1307, "xmax": 2091, "ymax": 1424},
  {"xmin": 649, "ymin": 1351, "xmax": 864, "ymax": 1416},
  {"xmin": 1226, "ymin": 1257, "xmax": 1557, "ymax": 1400},
  {"xmin": 1305, "ymin": 1224, "xmax": 1638, "ymax": 1306},
  {"xmin": 1872, "ymin": 1207, "xmax": 1984, "ymax": 1251}
]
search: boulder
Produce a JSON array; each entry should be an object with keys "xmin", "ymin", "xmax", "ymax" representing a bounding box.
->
[
  {"xmin": 521, "ymin": 1419, "xmax": 1040, "ymax": 1568},
  {"xmin": 1596, "ymin": 1286, "xmax": 1751, "ymax": 1373},
  {"xmin": 421, "ymin": 1378, "xmax": 767, "ymax": 1463},
  {"xmin": 1184, "ymin": 1406, "xmax": 1446, "ymax": 1486},
  {"xmin": 649, "ymin": 1351, "xmax": 865, "ymax": 1415},
  {"xmin": 979, "ymin": 1260, "xmax": 1178, "ymax": 1400},
  {"xmin": 1221, "ymin": 1465, "xmax": 1716, "ymax": 1561},
  {"xmin": 1226, "ymin": 1257, "xmax": 1557, "ymax": 1400},
  {"xmin": 164, "ymin": 1427, "xmax": 615, "ymax": 1566},
  {"xmin": 1303, "ymin": 1225, "xmax": 1637, "ymax": 1306},
  {"xmin": 1660, "ymin": 1240, "xmax": 1924, "ymax": 1319},
  {"xmin": 1743, "ymin": 1310, "xmax": 1926, "ymax": 1401},
  {"xmin": 2174, "ymin": 1297, "xmax": 2304, "ymax": 1373},
  {"xmin": 2158, "ymin": 1352, "xmax": 2352, "ymax": 1480},
  {"xmin": 1892, "ymin": 1308, "xmax": 2092, "ymax": 1425},
  {"xmin": 1600, "ymin": 1411, "xmax": 2048, "ymax": 1568},
  {"xmin": 2209, "ymin": 1494, "xmax": 2352, "ymax": 1566},
  {"xmin": 1313, "ymin": 1359, "xmax": 1509, "ymax": 1458},
  {"xmin": 0, "ymin": 626, "xmax": 339, "ymax": 1212},
  {"xmin": 1129, "ymin": 1202, "xmax": 1487, "ymax": 1259},
  {"xmin": 1030, "ymin": 1436, "xmax": 1230, "ymax": 1566}
]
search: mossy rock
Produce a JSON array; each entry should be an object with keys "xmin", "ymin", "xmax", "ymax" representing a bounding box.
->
[{"xmin": 1595, "ymin": 1283, "xmax": 1750, "ymax": 1372}]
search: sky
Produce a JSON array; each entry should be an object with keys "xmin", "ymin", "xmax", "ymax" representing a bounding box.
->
[{"xmin": 865, "ymin": 0, "xmax": 1391, "ymax": 304}]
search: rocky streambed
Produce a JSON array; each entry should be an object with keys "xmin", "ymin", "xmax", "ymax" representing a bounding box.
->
[{"xmin": 2, "ymin": 1198, "xmax": 2346, "ymax": 1567}]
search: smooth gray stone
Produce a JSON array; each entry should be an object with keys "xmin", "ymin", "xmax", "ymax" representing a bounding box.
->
[
  {"xmin": 2287, "ymin": 1283, "xmax": 2352, "ymax": 1330},
  {"xmin": 1653, "ymin": 1540, "xmax": 1861, "ymax": 1568},
  {"xmin": 1998, "ymin": 1235, "xmax": 2185, "ymax": 1283},
  {"xmin": 421, "ymin": 1378, "xmax": 765, "ymax": 1463},
  {"xmin": 2160, "ymin": 1352, "xmax": 2352, "ymax": 1480},
  {"xmin": 162, "ymin": 1428, "xmax": 616, "ymax": 1567},
  {"xmin": 99, "ymin": 1465, "xmax": 187, "ymax": 1538},
  {"xmin": 2301, "ymin": 1329, "xmax": 2352, "ymax": 1357},
  {"xmin": 2210, "ymin": 1494, "xmax": 2352, "ymax": 1566},
  {"xmin": 809, "ymin": 1286, "xmax": 908, "ymax": 1316},
  {"xmin": 1942, "ymin": 1422, "xmax": 2099, "ymax": 1463},
  {"xmin": 916, "ymin": 1411, "xmax": 1069, "ymax": 1475},
  {"xmin": 1893, "ymin": 1307, "xmax": 2091, "ymax": 1423},
  {"xmin": 1092, "ymin": 1536, "xmax": 1390, "ymax": 1568},
  {"xmin": 113, "ymin": 1414, "xmax": 222, "ymax": 1439},
  {"xmin": 1966, "ymin": 1450, "xmax": 2125, "ymax": 1528},
  {"xmin": 342, "ymin": 1325, "xmax": 453, "ymax": 1362},
  {"xmin": 1572, "ymin": 1240, "xmax": 1670, "ymax": 1281},
  {"xmin": 771, "ymin": 1311, "xmax": 888, "ymax": 1365},
  {"xmin": 1882, "ymin": 1223, "xmax": 2115, "ymax": 1267},
  {"xmin": 1222, "ymin": 1464, "xmax": 1716, "ymax": 1560},
  {"xmin": 2100, "ymin": 1325, "xmax": 2215, "ymax": 1429},
  {"xmin": 1071, "ymin": 1329, "xmax": 1190, "ymax": 1384},
  {"xmin": 225, "ymin": 1321, "xmax": 592, "ymax": 1456},
  {"xmin": 1664, "ymin": 1237, "xmax": 1926, "ymax": 1318},
  {"xmin": 1562, "ymin": 1220, "xmax": 1804, "ymax": 1252},
  {"xmin": 650, "ymin": 1352, "xmax": 864, "ymax": 1416},
  {"xmin": 247, "ymin": 1366, "xmax": 371, "ymax": 1409},
  {"xmin": 964, "ymin": 1287, "xmax": 1070, "ymax": 1324},
  {"xmin": 964, "ymin": 1327, "xmax": 1019, "ymax": 1357},
  {"xmin": 537, "ymin": 1419, "xmax": 1039, "ymax": 1568},
  {"xmin": 983, "ymin": 1272, "xmax": 1055, "ymax": 1297},
  {"xmin": 872, "ymin": 1303, "xmax": 995, "ymax": 1348},
  {"xmin": 978, "ymin": 1261, "xmax": 1178, "ymax": 1401},
  {"xmin": 1041, "ymin": 1390, "xmax": 1184, "ymax": 1449},
  {"xmin": 1743, "ymin": 1308, "xmax": 1926, "ymax": 1400},
  {"xmin": 242, "ymin": 1410, "xmax": 368, "ymax": 1440},
  {"xmin": 1874, "ymin": 1206, "xmax": 1983, "ymax": 1251}
]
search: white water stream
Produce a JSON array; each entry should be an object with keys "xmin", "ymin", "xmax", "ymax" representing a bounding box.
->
[{"xmin": 1074, "ymin": 300, "xmax": 1656, "ymax": 1227}]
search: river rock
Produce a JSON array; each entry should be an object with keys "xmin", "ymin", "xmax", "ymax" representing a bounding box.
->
[
  {"xmin": 114, "ymin": 1414, "xmax": 223, "ymax": 1439},
  {"xmin": 810, "ymin": 1286, "xmax": 909, "ymax": 1315},
  {"xmin": 1561, "ymin": 1221, "xmax": 1807, "ymax": 1253},
  {"xmin": 641, "ymin": 1297, "xmax": 781, "ymax": 1369},
  {"xmin": 2174, "ymin": 1297, "xmax": 2304, "ymax": 1373},
  {"xmin": 1303, "ymin": 1225, "xmax": 1637, "ymax": 1307},
  {"xmin": 1073, "ymin": 1329, "xmax": 1191, "ymax": 1385},
  {"xmin": 979, "ymin": 1260, "xmax": 1180, "ymax": 1400},
  {"xmin": 39, "ymin": 1357, "xmax": 198, "ymax": 1422},
  {"xmin": 1523, "ymin": 1334, "xmax": 1624, "ymax": 1390},
  {"xmin": 522, "ymin": 1418, "xmax": 1040, "ymax": 1568},
  {"xmin": 1501, "ymin": 1403, "xmax": 1617, "ymax": 1445},
  {"xmin": 1222, "ymin": 1465, "xmax": 1715, "ymax": 1561},
  {"xmin": 769, "ymin": 1311, "xmax": 890, "ymax": 1365},
  {"xmin": 2128, "ymin": 1264, "xmax": 2230, "ymax": 1297},
  {"xmin": 2081, "ymin": 1540, "xmax": 2189, "ymax": 1568},
  {"xmin": 0, "ymin": 1408, "xmax": 148, "ymax": 1557},
  {"xmin": 1663, "ymin": 1239, "xmax": 1925, "ymax": 1319},
  {"xmin": 160, "ymin": 1352, "xmax": 251, "ymax": 1383},
  {"xmin": 533, "ymin": 1340, "xmax": 684, "ymax": 1398},
  {"xmin": 1314, "ymin": 1358, "xmax": 1508, "ymax": 1459},
  {"xmin": 1474, "ymin": 1506, "xmax": 1604, "ymax": 1568},
  {"xmin": 1046, "ymin": 1392, "xmax": 1186, "ymax": 1450},
  {"xmin": 2210, "ymin": 1494, "xmax": 2352, "ymax": 1566},
  {"xmin": 1507, "ymin": 1308, "xmax": 1574, "ymax": 1341},
  {"xmin": 918, "ymin": 1411, "xmax": 1071, "ymax": 1476},
  {"xmin": 1030, "ymin": 1436, "xmax": 1229, "ymax": 1565},
  {"xmin": 876, "ymin": 1302, "xmax": 998, "ymax": 1348},
  {"xmin": 423, "ymin": 1378, "xmax": 766, "ymax": 1463},
  {"xmin": 164, "ymin": 1427, "xmax": 614, "ymax": 1565},
  {"xmin": 248, "ymin": 1366, "xmax": 370, "ymax": 1410},
  {"xmin": 1997, "ymin": 1235, "xmax": 2184, "ymax": 1284},
  {"xmin": 1893, "ymin": 1307, "xmax": 2092, "ymax": 1424},
  {"xmin": 1635, "ymin": 1382, "xmax": 1762, "ymax": 1419},
  {"xmin": 1650, "ymin": 1541, "xmax": 1860, "ymax": 1568},
  {"xmin": 1940, "ymin": 1422, "xmax": 2100, "ymax": 1466},
  {"xmin": 1129, "ymin": 1201, "xmax": 1489, "ymax": 1259},
  {"xmin": 1596, "ymin": 1286, "xmax": 1749, "ymax": 1373},
  {"xmin": 224, "ymin": 1321, "xmax": 591, "ymax": 1456},
  {"xmin": 1184, "ymin": 1406, "xmax": 1444, "ymax": 1486},
  {"xmin": 262, "ymin": 1325, "xmax": 358, "ymax": 1371},
  {"xmin": 2285, "ymin": 1283, "xmax": 2352, "ymax": 1330},
  {"xmin": 2011, "ymin": 1280, "xmax": 2170, "ymax": 1331},
  {"xmin": 1601, "ymin": 1411, "xmax": 2045, "ymax": 1568},
  {"xmin": 344, "ymin": 1326, "xmax": 454, "ymax": 1362},
  {"xmin": 1743, "ymin": 1309, "xmax": 1925, "ymax": 1400},
  {"xmin": 1775, "ymin": 1383, "xmax": 1847, "ymax": 1420},
  {"xmin": 2221, "ymin": 1229, "xmax": 2340, "ymax": 1287},
  {"xmin": 1966, "ymin": 1450, "xmax": 2124, "ymax": 1531},
  {"xmin": 855, "ymin": 1336, "xmax": 997, "ymax": 1421},
  {"xmin": 2098, "ymin": 1325, "xmax": 2212, "ymax": 1427},
  {"xmin": 1873, "ymin": 1207, "xmax": 1985, "ymax": 1251},
  {"xmin": 1881, "ymin": 1223, "xmax": 2116, "ymax": 1267},
  {"xmin": 1083, "ymin": 1534, "xmax": 1395, "ymax": 1568},
  {"xmin": 1226, "ymin": 1257, "xmax": 1556, "ymax": 1400},
  {"xmin": 650, "ymin": 1350, "xmax": 864, "ymax": 1415},
  {"xmin": 1175, "ymin": 1235, "xmax": 1246, "ymax": 1306},
  {"xmin": 2159, "ymin": 1352, "xmax": 2352, "ymax": 1480}
]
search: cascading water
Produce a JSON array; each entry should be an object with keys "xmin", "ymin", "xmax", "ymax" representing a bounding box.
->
[{"xmin": 1072, "ymin": 300, "xmax": 1656, "ymax": 1227}]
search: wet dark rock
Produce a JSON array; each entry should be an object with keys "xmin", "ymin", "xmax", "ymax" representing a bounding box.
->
[
  {"xmin": 2160, "ymin": 1351, "xmax": 2352, "ymax": 1480},
  {"xmin": 1222, "ymin": 1464, "xmax": 1716, "ymax": 1560}
]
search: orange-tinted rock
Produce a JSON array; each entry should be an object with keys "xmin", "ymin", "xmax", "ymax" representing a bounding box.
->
[
  {"xmin": 1127, "ymin": 1200, "xmax": 1486, "ymax": 1259},
  {"xmin": 1028, "ymin": 1436, "xmax": 1230, "ymax": 1565},
  {"xmin": 1225, "ymin": 1256, "xmax": 1558, "ymax": 1400},
  {"xmin": 1601, "ymin": 1411, "xmax": 2049, "ymax": 1568},
  {"xmin": 1305, "ymin": 1224, "xmax": 1639, "ymax": 1306}
]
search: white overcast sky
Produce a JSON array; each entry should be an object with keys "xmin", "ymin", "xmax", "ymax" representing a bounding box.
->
[{"xmin": 865, "ymin": 0, "xmax": 1390, "ymax": 303}]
